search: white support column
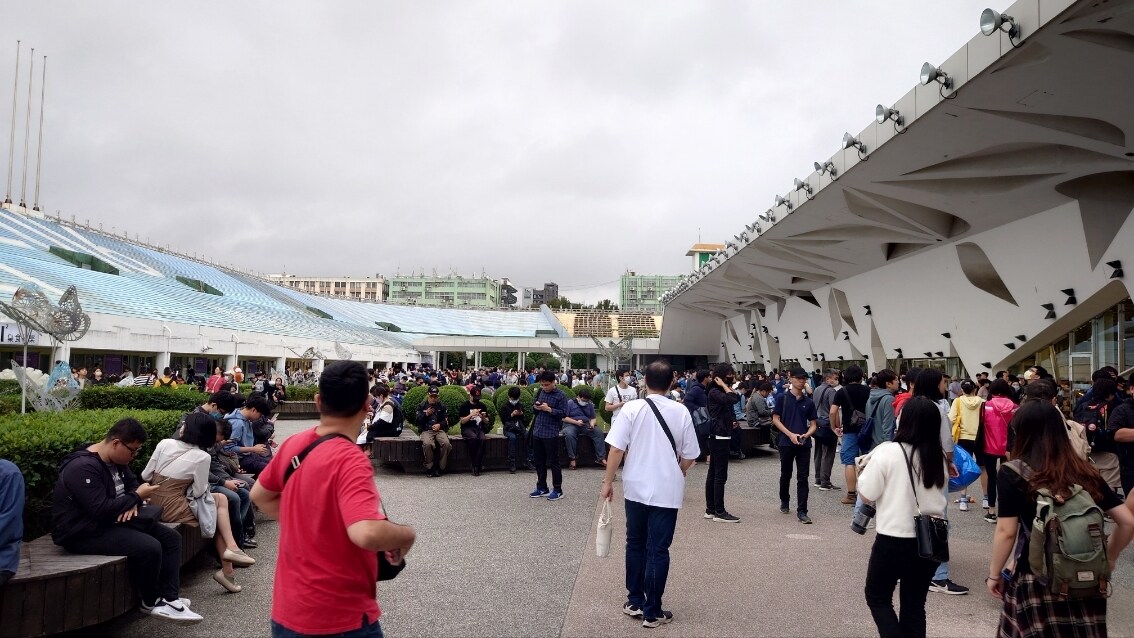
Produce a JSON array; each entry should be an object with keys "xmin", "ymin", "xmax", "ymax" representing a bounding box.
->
[
  {"xmin": 224, "ymin": 354, "xmax": 237, "ymax": 372},
  {"xmin": 312, "ymin": 358, "xmax": 325, "ymax": 375},
  {"xmin": 156, "ymin": 351, "xmax": 171, "ymax": 373},
  {"xmin": 474, "ymin": 351, "xmax": 482, "ymax": 369},
  {"xmin": 274, "ymin": 356, "xmax": 286, "ymax": 376}
]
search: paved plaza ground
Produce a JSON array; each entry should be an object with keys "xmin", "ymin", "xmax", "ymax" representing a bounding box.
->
[{"xmin": 91, "ymin": 419, "xmax": 1134, "ymax": 638}]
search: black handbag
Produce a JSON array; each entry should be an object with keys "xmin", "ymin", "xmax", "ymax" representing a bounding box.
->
[
  {"xmin": 900, "ymin": 444, "xmax": 950, "ymax": 563},
  {"xmin": 124, "ymin": 503, "xmax": 164, "ymax": 531}
]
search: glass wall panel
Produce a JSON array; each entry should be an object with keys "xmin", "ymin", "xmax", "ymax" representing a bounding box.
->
[
  {"xmin": 1096, "ymin": 309, "xmax": 1119, "ymax": 371},
  {"xmin": 1122, "ymin": 301, "xmax": 1134, "ymax": 374}
]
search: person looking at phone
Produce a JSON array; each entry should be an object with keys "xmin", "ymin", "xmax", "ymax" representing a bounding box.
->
[
  {"xmin": 210, "ymin": 417, "xmax": 256, "ymax": 549},
  {"xmin": 529, "ymin": 371, "xmax": 569, "ymax": 501},
  {"xmin": 772, "ymin": 367, "xmax": 819, "ymax": 524},
  {"xmin": 705, "ymin": 363, "xmax": 741, "ymax": 523},
  {"xmin": 417, "ymin": 386, "xmax": 451, "ymax": 477}
]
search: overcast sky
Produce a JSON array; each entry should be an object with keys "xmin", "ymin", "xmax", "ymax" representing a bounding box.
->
[{"xmin": 1, "ymin": 1, "xmax": 995, "ymax": 303}]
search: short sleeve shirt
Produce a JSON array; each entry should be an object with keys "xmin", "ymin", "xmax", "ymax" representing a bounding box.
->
[
  {"xmin": 258, "ymin": 428, "xmax": 385, "ymax": 634},
  {"xmin": 607, "ymin": 396, "xmax": 700, "ymax": 509},
  {"xmin": 773, "ymin": 392, "xmax": 817, "ymax": 448},
  {"xmin": 605, "ymin": 386, "xmax": 638, "ymax": 420},
  {"xmin": 833, "ymin": 384, "xmax": 870, "ymax": 426}
]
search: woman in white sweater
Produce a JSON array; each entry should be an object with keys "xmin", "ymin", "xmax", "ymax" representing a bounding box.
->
[
  {"xmin": 858, "ymin": 396, "xmax": 949, "ymax": 638},
  {"xmin": 143, "ymin": 412, "xmax": 254, "ymax": 593}
]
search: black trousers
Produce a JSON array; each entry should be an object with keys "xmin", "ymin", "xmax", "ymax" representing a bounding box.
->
[
  {"xmin": 980, "ymin": 452, "xmax": 1006, "ymax": 507},
  {"xmin": 64, "ymin": 523, "xmax": 182, "ymax": 605},
  {"xmin": 864, "ymin": 534, "xmax": 939, "ymax": 638},
  {"xmin": 705, "ymin": 437, "xmax": 731, "ymax": 515},
  {"xmin": 462, "ymin": 427, "xmax": 486, "ymax": 471},
  {"xmin": 533, "ymin": 436, "xmax": 562, "ymax": 491},
  {"xmin": 778, "ymin": 444, "xmax": 811, "ymax": 514}
]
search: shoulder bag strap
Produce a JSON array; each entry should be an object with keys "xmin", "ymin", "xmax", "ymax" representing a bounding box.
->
[
  {"xmin": 645, "ymin": 397, "xmax": 680, "ymax": 463},
  {"xmin": 152, "ymin": 448, "xmax": 193, "ymax": 484},
  {"xmin": 283, "ymin": 433, "xmax": 352, "ymax": 487},
  {"xmin": 899, "ymin": 443, "xmax": 923, "ymax": 516}
]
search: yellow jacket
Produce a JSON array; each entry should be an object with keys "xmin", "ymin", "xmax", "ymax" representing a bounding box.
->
[{"xmin": 949, "ymin": 395, "xmax": 983, "ymax": 441}]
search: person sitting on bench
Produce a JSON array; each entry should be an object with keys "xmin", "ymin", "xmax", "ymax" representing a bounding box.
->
[
  {"xmin": 417, "ymin": 386, "xmax": 451, "ymax": 477},
  {"xmin": 51, "ymin": 418, "xmax": 203, "ymax": 624}
]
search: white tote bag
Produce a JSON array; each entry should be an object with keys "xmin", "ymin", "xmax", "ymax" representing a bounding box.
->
[{"xmin": 596, "ymin": 500, "xmax": 613, "ymax": 557}]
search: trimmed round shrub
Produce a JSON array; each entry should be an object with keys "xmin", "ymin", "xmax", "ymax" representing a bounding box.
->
[
  {"xmin": 0, "ymin": 379, "xmax": 22, "ymax": 395},
  {"xmin": 401, "ymin": 384, "xmax": 430, "ymax": 429},
  {"xmin": 281, "ymin": 385, "xmax": 317, "ymax": 401}
]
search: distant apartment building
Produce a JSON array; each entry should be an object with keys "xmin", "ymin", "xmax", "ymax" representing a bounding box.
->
[
  {"xmin": 269, "ymin": 274, "xmax": 387, "ymax": 301},
  {"xmin": 529, "ymin": 282, "xmax": 559, "ymax": 307},
  {"xmin": 387, "ymin": 274, "xmax": 502, "ymax": 308},
  {"xmin": 619, "ymin": 271, "xmax": 684, "ymax": 313}
]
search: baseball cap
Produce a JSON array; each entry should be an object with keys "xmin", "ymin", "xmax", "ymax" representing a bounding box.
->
[
  {"xmin": 790, "ymin": 366, "xmax": 808, "ymax": 379},
  {"xmin": 428, "ymin": 386, "xmax": 440, "ymax": 396}
]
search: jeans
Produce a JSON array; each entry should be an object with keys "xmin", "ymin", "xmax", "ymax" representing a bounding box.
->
[
  {"xmin": 504, "ymin": 429, "xmax": 527, "ymax": 468},
  {"xmin": 461, "ymin": 426, "xmax": 486, "ymax": 471},
  {"xmin": 812, "ymin": 434, "xmax": 837, "ymax": 486},
  {"xmin": 778, "ymin": 444, "xmax": 811, "ymax": 514},
  {"xmin": 272, "ymin": 615, "xmax": 383, "ymax": 638},
  {"xmin": 624, "ymin": 499, "xmax": 678, "ymax": 620},
  {"xmin": 933, "ymin": 497, "xmax": 950, "ymax": 581},
  {"xmin": 705, "ymin": 437, "xmax": 731, "ymax": 514},
  {"xmin": 533, "ymin": 436, "xmax": 562, "ymax": 491},
  {"xmin": 63, "ymin": 523, "xmax": 182, "ymax": 605},
  {"xmin": 864, "ymin": 534, "xmax": 939, "ymax": 638},
  {"xmin": 212, "ymin": 484, "xmax": 251, "ymax": 546},
  {"xmin": 562, "ymin": 425, "xmax": 607, "ymax": 461}
]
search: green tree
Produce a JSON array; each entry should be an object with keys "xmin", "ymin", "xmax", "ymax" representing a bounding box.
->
[{"xmin": 595, "ymin": 299, "xmax": 618, "ymax": 311}]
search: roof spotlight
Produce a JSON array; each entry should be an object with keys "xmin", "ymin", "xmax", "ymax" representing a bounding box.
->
[
  {"xmin": 774, "ymin": 195, "xmax": 794, "ymax": 211},
  {"xmin": 793, "ymin": 178, "xmax": 814, "ymax": 200},
  {"xmin": 876, "ymin": 104, "xmax": 906, "ymax": 133},
  {"xmin": 980, "ymin": 9, "xmax": 1020, "ymax": 43},
  {"xmin": 842, "ymin": 132, "xmax": 868, "ymax": 160},
  {"xmin": 920, "ymin": 62, "xmax": 955, "ymax": 98},
  {"xmin": 813, "ymin": 161, "xmax": 838, "ymax": 179}
]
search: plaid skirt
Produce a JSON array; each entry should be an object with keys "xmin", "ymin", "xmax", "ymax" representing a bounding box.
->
[{"xmin": 999, "ymin": 572, "xmax": 1108, "ymax": 638}]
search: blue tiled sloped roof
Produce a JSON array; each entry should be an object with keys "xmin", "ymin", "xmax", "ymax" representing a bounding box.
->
[{"xmin": 0, "ymin": 210, "xmax": 554, "ymax": 345}]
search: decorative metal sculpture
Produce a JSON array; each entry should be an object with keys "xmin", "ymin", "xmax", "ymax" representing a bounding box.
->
[
  {"xmin": 334, "ymin": 341, "xmax": 353, "ymax": 361},
  {"xmin": 0, "ymin": 285, "xmax": 91, "ymax": 412},
  {"xmin": 591, "ymin": 335, "xmax": 634, "ymax": 392},
  {"xmin": 285, "ymin": 346, "xmax": 325, "ymax": 361},
  {"xmin": 548, "ymin": 341, "xmax": 572, "ymax": 373},
  {"xmin": 12, "ymin": 360, "xmax": 81, "ymax": 412}
]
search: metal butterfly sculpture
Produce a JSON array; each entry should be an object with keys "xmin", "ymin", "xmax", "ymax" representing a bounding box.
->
[
  {"xmin": 591, "ymin": 336, "xmax": 634, "ymax": 392},
  {"xmin": 334, "ymin": 341, "xmax": 353, "ymax": 361},
  {"xmin": 0, "ymin": 285, "xmax": 91, "ymax": 412}
]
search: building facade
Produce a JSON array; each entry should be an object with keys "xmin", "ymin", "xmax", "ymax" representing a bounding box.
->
[
  {"xmin": 619, "ymin": 271, "xmax": 683, "ymax": 313},
  {"xmin": 386, "ymin": 275, "xmax": 502, "ymax": 308},
  {"xmin": 529, "ymin": 282, "xmax": 559, "ymax": 307},
  {"xmin": 269, "ymin": 274, "xmax": 387, "ymax": 301}
]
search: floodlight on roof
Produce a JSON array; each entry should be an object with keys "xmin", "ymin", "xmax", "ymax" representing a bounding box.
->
[
  {"xmin": 920, "ymin": 62, "xmax": 956, "ymax": 99},
  {"xmin": 793, "ymin": 178, "xmax": 814, "ymax": 200},
  {"xmin": 814, "ymin": 161, "xmax": 837, "ymax": 179},
  {"xmin": 774, "ymin": 195, "xmax": 793, "ymax": 211},
  {"xmin": 875, "ymin": 104, "xmax": 907, "ymax": 134},
  {"xmin": 842, "ymin": 133, "xmax": 868, "ymax": 161},
  {"xmin": 980, "ymin": 9, "xmax": 1020, "ymax": 45}
]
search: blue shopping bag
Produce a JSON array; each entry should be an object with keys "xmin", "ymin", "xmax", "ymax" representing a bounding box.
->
[{"xmin": 948, "ymin": 445, "xmax": 981, "ymax": 493}]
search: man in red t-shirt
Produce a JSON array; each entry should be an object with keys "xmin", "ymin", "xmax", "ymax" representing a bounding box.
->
[{"xmin": 252, "ymin": 361, "xmax": 416, "ymax": 638}]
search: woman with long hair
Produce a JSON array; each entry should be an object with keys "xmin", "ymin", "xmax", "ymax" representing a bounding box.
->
[
  {"xmin": 143, "ymin": 412, "xmax": 256, "ymax": 593},
  {"xmin": 859, "ymin": 396, "xmax": 949, "ymax": 638},
  {"xmin": 987, "ymin": 400, "xmax": 1134, "ymax": 637}
]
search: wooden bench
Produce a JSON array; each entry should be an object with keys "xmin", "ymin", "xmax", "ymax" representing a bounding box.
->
[
  {"xmin": 372, "ymin": 430, "xmax": 605, "ymax": 473},
  {"xmin": 275, "ymin": 401, "xmax": 318, "ymax": 420},
  {"xmin": 0, "ymin": 522, "xmax": 208, "ymax": 638}
]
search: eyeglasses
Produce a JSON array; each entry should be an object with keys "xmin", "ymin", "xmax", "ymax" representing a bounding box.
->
[{"xmin": 117, "ymin": 440, "xmax": 143, "ymax": 456}]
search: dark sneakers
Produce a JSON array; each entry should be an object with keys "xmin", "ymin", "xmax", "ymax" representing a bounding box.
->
[
  {"xmin": 798, "ymin": 513, "xmax": 813, "ymax": 524},
  {"xmin": 780, "ymin": 502, "xmax": 790, "ymax": 514},
  {"xmin": 623, "ymin": 603, "xmax": 643, "ymax": 618},
  {"xmin": 643, "ymin": 611, "xmax": 673, "ymax": 628},
  {"xmin": 929, "ymin": 579, "xmax": 970, "ymax": 595},
  {"xmin": 712, "ymin": 512, "xmax": 740, "ymax": 523}
]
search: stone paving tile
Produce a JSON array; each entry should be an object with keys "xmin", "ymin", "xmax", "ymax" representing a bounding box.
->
[{"xmin": 96, "ymin": 429, "xmax": 1134, "ymax": 638}]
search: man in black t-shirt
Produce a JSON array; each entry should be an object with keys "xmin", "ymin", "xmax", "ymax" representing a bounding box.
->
[
  {"xmin": 830, "ymin": 365, "xmax": 871, "ymax": 506},
  {"xmin": 458, "ymin": 386, "xmax": 492, "ymax": 476}
]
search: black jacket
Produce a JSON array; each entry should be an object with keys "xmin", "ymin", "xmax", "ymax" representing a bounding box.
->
[
  {"xmin": 51, "ymin": 449, "xmax": 142, "ymax": 546},
  {"xmin": 707, "ymin": 387, "xmax": 740, "ymax": 438},
  {"xmin": 417, "ymin": 401, "xmax": 448, "ymax": 430}
]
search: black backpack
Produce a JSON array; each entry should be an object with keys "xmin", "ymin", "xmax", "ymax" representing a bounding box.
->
[
  {"xmin": 368, "ymin": 400, "xmax": 404, "ymax": 437},
  {"xmin": 1074, "ymin": 399, "xmax": 1113, "ymax": 453}
]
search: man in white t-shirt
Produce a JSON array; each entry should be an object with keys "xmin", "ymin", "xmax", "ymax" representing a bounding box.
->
[
  {"xmin": 604, "ymin": 371, "xmax": 638, "ymax": 421},
  {"xmin": 601, "ymin": 360, "xmax": 698, "ymax": 629}
]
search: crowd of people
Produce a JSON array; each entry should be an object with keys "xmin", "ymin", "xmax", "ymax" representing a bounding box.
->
[{"xmin": 4, "ymin": 354, "xmax": 1134, "ymax": 635}]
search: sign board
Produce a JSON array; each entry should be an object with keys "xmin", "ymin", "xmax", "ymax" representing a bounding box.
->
[
  {"xmin": 103, "ymin": 354, "xmax": 123, "ymax": 376},
  {"xmin": 0, "ymin": 323, "xmax": 40, "ymax": 345},
  {"xmin": 194, "ymin": 358, "xmax": 208, "ymax": 374}
]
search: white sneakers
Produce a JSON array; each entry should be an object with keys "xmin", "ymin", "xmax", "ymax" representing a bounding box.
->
[{"xmin": 142, "ymin": 598, "xmax": 203, "ymax": 624}]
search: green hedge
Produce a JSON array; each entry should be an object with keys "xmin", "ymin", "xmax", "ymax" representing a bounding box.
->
[
  {"xmin": 79, "ymin": 385, "xmax": 206, "ymax": 412},
  {"xmin": 0, "ymin": 395, "xmax": 20, "ymax": 416},
  {"xmin": 402, "ymin": 385, "xmax": 500, "ymax": 435},
  {"xmin": 493, "ymin": 384, "xmax": 534, "ymax": 427},
  {"xmin": 0, "ymin": 379, "xmax": 21, "ymax": 395},
  {"xmin": 284, "ymin": 385, "xmax": 317, "ymax": 401},
  {"xmin": 0, "ymin": 409, "xmax": 186, "ymax": 540}
]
